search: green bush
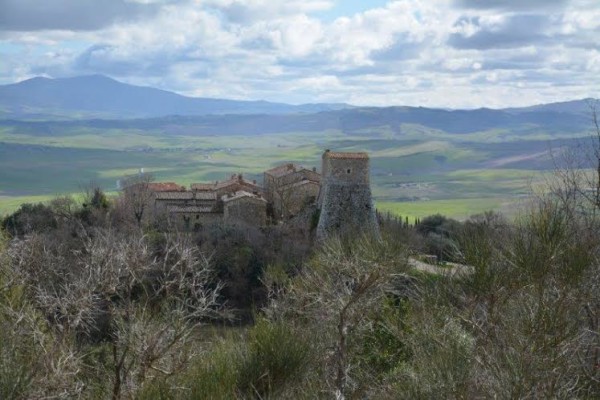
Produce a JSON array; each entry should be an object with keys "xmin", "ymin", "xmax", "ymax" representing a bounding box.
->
[
  {"xmin": 0, "ymin": 317, "xmax": 33, "ymax": 400},
  {"xmin": 381, "ymin": 308, "xmax": 475, "ymax": 399},
  {"xmin": 358, "ymin": 297, "xmax": 411, "ymax": 375},
  {"xmin": 184, "ymin": 342, "xmax": 239, "ymax": 400},
  {"xmin": 181, "ymin": 319, "xmax": 311, "ymax": 399},
  {"xmin": 1, "ymin": 203, "xmax": 57, "ymax": 237},
  {"xmin": 237, "ymin": 319, "xmax": 311, "ymax": 397}
]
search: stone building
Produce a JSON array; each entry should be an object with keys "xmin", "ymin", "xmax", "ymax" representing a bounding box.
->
[
  {"xmin": 168, "ymin": 205, "xmax": 223, "ymax": 230},
  {"xmin": 278, "ymin": 179, "xmax": 321, "ymax": 218},
  {"xmin": 223, "ymin": 191, "xmax": 267, "ymax": 226},
  {"xmin": 153, "ymin": 188, "xmax": 221, "ymax": 230},
  {"xmin": 139, "ymin": 174, "xmax": 266, "ymax": 230},
  {"xmin": 264, "ymin": 163, "xmax": 321, "ymax": 219},
  {"xmin": 147, "ymin": 182, "xmax": 186, "ymax": 192},
  {"xmin": 316, "ymin": 150, "xmax": 380, "ymax": 240},
  {"xmin": 133, "ymin": 150, "xmax": 379, "ymax": 238},
  {"xmin": 191, "ymin": 174, "xmax": 262, "ymax": 196}
]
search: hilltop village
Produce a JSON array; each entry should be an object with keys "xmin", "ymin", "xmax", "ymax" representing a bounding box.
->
[{"xmin": 128, "ymin": 150, "xmax": 380, "ymax": 238}]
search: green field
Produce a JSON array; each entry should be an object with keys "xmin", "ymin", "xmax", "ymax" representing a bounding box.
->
[
  {"xmin": 376, "ymin": 197, "xmax": 524, "ymax": 223},
  {"xmin": 0, "ymin": 121, "xmax": 583, "ymax": 219},
  {"xmin": 0, "ymin": 194, "xmax": 57, "ymax": 215}
]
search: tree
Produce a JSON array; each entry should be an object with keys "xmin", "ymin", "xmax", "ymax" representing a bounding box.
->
[
  {"xmin": 551, "ymin": 100, "xmax": 600, "ymax": 216},
  {"xmin": 1, "ymin": 202, "xmax": 57, "ymax": 237},
  {"xmin": 265, "ymin": 237, "xmax": 409, "ymax": 398},
  {"xmin": 274, "ymin": 183, "xmax": 294, "ymax": 220},
  {"xmin": 120, "ymin": 173, "xmax": 155, "ymax": 227},
  {"xmin": 4, "ymin": 228, "xmax": 221, "ymax": 399}
]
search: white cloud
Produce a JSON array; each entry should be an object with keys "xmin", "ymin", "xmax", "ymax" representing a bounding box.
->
[
  {"xmin": 201, "ymin": 0, "xmax": 334, "ymax": 23},
  {"xmin": 0, "ymin": 0, "xmax": 598, "ymax": 108}
]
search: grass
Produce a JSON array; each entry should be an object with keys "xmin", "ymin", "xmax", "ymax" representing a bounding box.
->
[
  {"xmin": 0, "ymin": 193, "xmax": 522, "ymax": 222},
  {"xmin": 0, "ymin": 124, "xmax": 568, "ymax": 220},
  {"xmin": 0, "ymin": 192, "xmax": 119, "ymax": 217},
  {"xmin": 0, "ymin": 195, "xmax": 56, "ymax": 216},
  {"xmin": 376, "ymin": 197, "xmax": 520, "ymax": 222}
]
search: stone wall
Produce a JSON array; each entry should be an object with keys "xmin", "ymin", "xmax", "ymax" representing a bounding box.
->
[
  {"xmin": 317, "ymin": 151, "xmax": 380, "ymax": 240},
  {"xmin": 279, "ymin": 169, "xmax": 320, "ymax": 186},
  {"xmin": 265, "ymin": 165, "xmax": 321, "ymax": 220},
  {"xmin": 224, "ymin": 196, "xmax": 267, "ymax": 226},
  {"xmin": 322, "ymin": 157, "xmax": 369, "ymax": 185},
  {"xmin": 275, "ymin": 180, "xmax": 320, "ymax": 218},
  {"xmin": 172, "ymin": 212, "xmax": 223, "ymax": 231}
]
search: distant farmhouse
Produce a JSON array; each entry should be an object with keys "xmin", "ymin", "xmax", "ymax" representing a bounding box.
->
[{"xmin": 126, "ymin": 150, "xmax": 379, "ymax": 238}]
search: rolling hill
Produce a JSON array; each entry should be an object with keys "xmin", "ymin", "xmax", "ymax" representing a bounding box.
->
[
  {"xmin": 0, "ymin": 75, "xmax": 597, "ymax": 218},
  {"xmin": 0, "ymin": 75, "xmax": 350, "ymax": 119},
  {"xmin": 0, "ymin": 104, "xmax": 590, "ymax": 137}
]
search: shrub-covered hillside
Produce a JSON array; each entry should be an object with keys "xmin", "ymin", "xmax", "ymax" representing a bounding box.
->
[{"xmin": 1, "ymin": 181, "xmax": 599, "ymax": 399}]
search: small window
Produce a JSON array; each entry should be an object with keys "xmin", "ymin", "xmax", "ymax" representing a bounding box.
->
[{"xmin": 346, "ymin": 168, "xmax": 351, "ymax": 174}]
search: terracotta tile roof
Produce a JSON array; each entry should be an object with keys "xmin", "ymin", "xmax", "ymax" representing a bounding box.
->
[
  {"xmin": 155, "ymin": 191, "xmax": 194, "ymax": 200},
  {"xmin": 155, "ymin": 191, "xmax": 217, "ymax": 201},
  {"xmin": 194, "ymin": 192, "xmax": 217, "ymax": 200},
  {"xmin": 191, "ymin": 183, "xmax": 215, "ymax": 191},
  {"xmin": 222, "ymin": 190, "xmax": 266, "ymax": 203},
  {"xmin": 264, "ymin": 163, "xmax": 301, "ymax": 178},
  {"xmin": 214, "ymin": 179, "xmax": 238, "ymax": 190},
  {"xmin": 324, "ymin": 151, "xmax": 369, "ymax": 159},
  {"xmin": 148, "ymin": 182, "xmax": 186, "ymax": 192},
  {"xmin": 280, "ymin": 179, "xmax": 321, "ymax": 190},
  {"xmin": 298, "ymin": 170, "xmax": 321, "ymax": 182},
  {"xmin": 215, "ymin": 176, "xmax": 260, "ymax": 190}
]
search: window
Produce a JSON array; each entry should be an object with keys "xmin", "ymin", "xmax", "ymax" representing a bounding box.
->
[{"xmin": 346, "ymin": 168, "xmax": 351, "ymax": 174}]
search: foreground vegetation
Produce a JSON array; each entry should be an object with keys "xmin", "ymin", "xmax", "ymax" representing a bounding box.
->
[{"xmin": 1, "ymin": 170, "xmax": 599, "ymax": 399}]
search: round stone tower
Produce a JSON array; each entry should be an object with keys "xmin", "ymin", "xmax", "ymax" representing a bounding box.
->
[{"xmin": 316, "ymin": 150, "xmax": 380, "ymax": 240}]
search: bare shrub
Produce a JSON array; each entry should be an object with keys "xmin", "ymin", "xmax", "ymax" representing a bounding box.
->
[
  {"xmin": 266, "ymin": 236, "xmax": 410, "ymax": 399},
  {"xmin": 4, "ymin": 227, "xmax": 221, "ymax": 399}
]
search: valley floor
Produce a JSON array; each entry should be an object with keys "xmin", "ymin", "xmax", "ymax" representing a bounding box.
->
[{"xmin": 0, "ymin": 126, "xmax": 580, "ymax": 219}]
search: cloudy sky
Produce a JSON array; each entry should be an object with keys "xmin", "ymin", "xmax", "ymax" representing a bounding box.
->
[{"xmin": 0, "ymin": 0, "xmax": 598, "ymax": 108}]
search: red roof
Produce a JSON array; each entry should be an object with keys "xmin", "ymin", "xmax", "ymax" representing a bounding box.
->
[
  {"xmin": 148, "ymin": 182, "xmax": 186, "ymax": 192},
  {"xmin": 222, "ymin": 190, "xmax": 266, "ymax": 203},
  {"xmin": 155, "ymin": 191, "xmax": 194, "ymax": 200},
  {"xmin": 215, "ymin": 175, "xmax": 260, "ymax": 190},
  {"xmin": 264, "ymin": 163, "xmax": 300, "ymax": 177},
  {"xmin": 191, "ymin": 183, "xmax": 215, "ymax": 191}
]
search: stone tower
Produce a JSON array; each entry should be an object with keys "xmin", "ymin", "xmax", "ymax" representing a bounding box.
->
[{"xmin": 316, "ymin": 150, "xmax": 380, "ymax": 240}]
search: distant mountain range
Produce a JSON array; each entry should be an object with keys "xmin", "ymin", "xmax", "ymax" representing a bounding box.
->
[
  {"xmin": 0, "ymin": 75, "xmax": 597, "ymax": 202},
  {"xmin": 0, "ymin": 75, "xmax": 596, "ymax": 137},
  {"xmin": 0, "ymin": 104, "xmax": 592, "ymax": 136},
  {"xmin": 0, "ymin": 75, "xmax": 350, "ymax": 119}
]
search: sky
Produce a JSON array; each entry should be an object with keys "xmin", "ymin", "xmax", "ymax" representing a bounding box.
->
[{"xmin": 0, "ymin": 0, "xmax": 599, "ymax": 108}]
